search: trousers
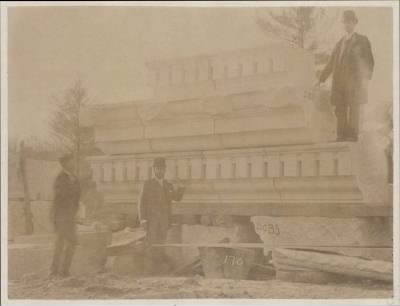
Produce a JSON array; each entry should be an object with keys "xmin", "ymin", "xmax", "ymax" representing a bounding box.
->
[
  {"xmin": 143, "ymin": 218, "xmax": 170, "ymax": 275},
  {"xmin": 50, "ymin": 218, "xmax": 77, "ymax": 276},
  {"xmin": 335, "ymin": 103, "xmax": 360, "ymax": 140}
]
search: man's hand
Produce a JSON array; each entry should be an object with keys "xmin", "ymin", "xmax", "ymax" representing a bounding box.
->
[
  {"xmin": 175, "ymin": 178, "xmax": 186, "ymax": 189},
  {"xmin": 313, "ymin": 80, "xmax": 322, "ymax": 88},
  {"xmin": 140, "ymin": 220, "xmax": 148, "ymax": 230}
]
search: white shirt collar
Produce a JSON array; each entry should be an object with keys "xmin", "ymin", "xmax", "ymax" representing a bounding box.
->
[
  {"xmin": 344, "ymin": 31, "xmax": 355, "ymax": 41},
  {"xmin": 62, "ymin": 168, "xmax": 74, "ymax": 178},
  {"xmin": 154, "ymin": 176, "xmax": 164, "ymax": 186}
]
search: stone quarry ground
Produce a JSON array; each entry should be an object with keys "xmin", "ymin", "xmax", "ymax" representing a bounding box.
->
[{"xmin": 8, "ymin": 273, "xmax": 392, "ymax": 300}]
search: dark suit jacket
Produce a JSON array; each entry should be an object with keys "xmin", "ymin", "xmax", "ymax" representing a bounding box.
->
[
  {"xmin": 138, "ymin": 178, "xmax": 185, "ymax": 226},
  {"xmin": 319, "ymin": 32, "xmax": 374, "ymax": 106},
  {"xmin": 52, "ymin": 171, "xmax": 81, "ymax": 222}
]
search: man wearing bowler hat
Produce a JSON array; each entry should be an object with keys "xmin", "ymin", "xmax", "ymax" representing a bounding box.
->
[
  {"xmin": 315, "ymin": 10, "xmax": 374, "ymax": 141},
  {"xmin": 50, "ymin": 153, "xmax": 81, "ymax": 278},
  {"xmin": 138, "ymin": 157, "xmax": 185, "ymax": 275}
]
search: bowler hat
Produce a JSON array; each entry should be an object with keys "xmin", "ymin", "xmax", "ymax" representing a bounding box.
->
[
  {"xmin": 342, "ymin": 10, "xmax": 358, "ymax": 23},
  {"xmin": 153, "ymin": 157, "xmax": 166, "ymax": 168}
]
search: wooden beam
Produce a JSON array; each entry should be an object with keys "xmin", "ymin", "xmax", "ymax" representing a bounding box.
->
[
  {"xmin": 172, "ymin": 202, "xmax": 392, "ymax": 217},
  {"xmin": 273, "ymin": 248, "xmax": 393, "ymax": 282},
  {"xmin": 107, "ymin": 231, "xmax": 146, "ymax": 256}
]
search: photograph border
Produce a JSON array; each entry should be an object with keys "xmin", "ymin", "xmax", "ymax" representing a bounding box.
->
[{"xmin": 1, "ymin": 1, "xmax": 399, "ymax": 305}]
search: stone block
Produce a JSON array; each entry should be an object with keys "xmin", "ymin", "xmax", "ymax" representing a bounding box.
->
[
  {"xmin": 90, "ymin": 162, "xmax": 103, "ymax": 182},
  {"xmin": 25, "ymin": 159, "xmax": 59, "ymax": 200},
  {"xmin": 158, "ymin": 66, "xmax": 169, "ymax": 85},
  {"xmin": 171, "ymin": 64, "xmax": 183, "ymax": 84},
  {"xmin": 299, "ymin": 152, "xmax": 317, "ymax": 176},
  {"xmin": 211, "ymin": 59, "xmax": 225, "ymax": 79},
  {"xmin": 81, "ymin": 188, "xmax": 105, "ymax": 223},
  {"xmin": 110, "ymin": 253, "xmax": 144, "ymax": 276},
  {"xmin": 350, "ymin": 133, "xmax": 392, "ymax": 205},
  {"xmin": 103, "ymin": 162, "xmax": 113, "ymax": 182},
  {"xmin": 8, "ymin": 200, "xmax": 26, "ymax": 241},
  {"xmin": 252, "ymin": 216, "xmax": 393, "ymax": 258},
  {"xmin": 319, "ymin": 152, "xmax": 335, "ymax": 176},
  {"xmin": 189, "ymin": 158, "xmax": 203, "ymax": 179},
  {"xmin": 96, "ymin": 125, "xmax": 145, "ymax": 142},
  {"xmin": 265, "ymin": 154, "xmax": 281, "ymax": 178},
  {"xmin": 9, "ymin": 244, "xmax": 53, "ymax": 280},
  {"xmin": 177, "ymin": 159, "xmax": 189, "ymax": 180},
  {"xmin": 197, "ymin": 60, "xmax": 209, "ymax": 81},
  {"xmin": 250, "ymin": 155, "xmax": 264, "ymax": 178},
  {"xmin": 199, "ymin": 247, "xmax": 259, "ymax": 280},
  {"xmin": 281, "ymin": 153, "xmax": 297, "ymax": 177},
  {"xmin": 180, "ymin": 224, "xmax": 235, "ymax": 266},
  {"xmin": 235, "ymin": 156, "xmax": 248, "ymax": 178},
  {"xmin": 183, "ymin": 62, "xmax": 196, "ymax": 83},
  {"xmin": 9, "ymin": 200, "xmax": 55, "ymax": 238},
  {"xmin": 205, "ymin": 158, "xmax": 217, "ymax": 179},
  {"xmin": 241, "ymin": 55, "xmax": 254, "ymax": 76},
  {"xmin": 214, "ymin": 109, "xmax": 304, "ymax": 135},
  {"xmin": 126, "ymin": 160, "xmax": 137, "ymax": 180},
  {"xmin": 219, "ymin": 157, "xmax": 232, "ymax": 179},
  {"xmin": 165, "ymin": 159, "xmax": 176, "ymax": 180},
  {"xmin": 337, "ymin": 151, "xmax": 353, "ymax": 175},
  {"xmin": 114, "ymin": 161, "xmax": 125, "ymax": 182},
  {"xmin": 30, "ymin": 201, "xmax": 53, "ymax": 235},
  {"xmin": 145, "ymin": 120, "xmax": 214, "ymax": 139},
  {"xmin": 164, "ymin": 225, "xmax": 185, "ymax": 269}
]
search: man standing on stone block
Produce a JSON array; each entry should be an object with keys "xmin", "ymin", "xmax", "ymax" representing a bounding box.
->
[
  {"xmin": 138, "ymin": 157, "xmax": 185, "ymax": 275},
  {"xmin": 49, "ymin": 153, "xmax": 81, "ymax": 278},
  {"xmin": 315, "ymin": 10, "xmax": 374, "ymax": 142}
]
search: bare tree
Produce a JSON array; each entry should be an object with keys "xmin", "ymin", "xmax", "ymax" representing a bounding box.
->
[
  {"xmin": 48, "ymin": 80, "xmax": 96, "ymax": 176},
  {"xmin": 256, "ymin": 7, "xmax": 340, "ymax": 66}
]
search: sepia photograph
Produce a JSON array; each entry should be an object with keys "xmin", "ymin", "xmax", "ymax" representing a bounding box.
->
[{"xmin": 1, "ymin": 1, "xmax": 399, "ymax": 304}]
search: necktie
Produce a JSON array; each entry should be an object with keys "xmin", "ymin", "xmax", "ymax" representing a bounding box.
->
[{"xmin": 340, "ymin": 38, "xmax": 350, "ymax": 63}]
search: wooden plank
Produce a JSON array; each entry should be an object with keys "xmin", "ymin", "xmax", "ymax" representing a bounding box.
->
[
  {"xmin": 107, "ymin": 230, "xmax": 146, "ymax": 256},
  {"xmin": 171, "ymin": 257, "xmax": 201, "ymax": 275},
  {"xmin": 172, "ymin": 202, "xmax": 392, "ymax": 217},
  {"xmin": 273, "ymin": 248, "xmax": 393, "ymax": 282},
  {"xmin": 253, "ymin": 263, "xmax": 276, "ymax": 272},
  {"xmin": 107, "ymin": 242, "xmax": 144, "ymax": 256}
]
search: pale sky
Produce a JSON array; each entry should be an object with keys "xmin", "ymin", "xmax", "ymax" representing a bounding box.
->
[{"xmin": 7, "ymin": 5, "xmax": 393, "ymax": 141}]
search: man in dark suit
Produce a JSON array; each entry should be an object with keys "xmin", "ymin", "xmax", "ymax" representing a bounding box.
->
[
  {"xmin": 315, "ymin": 10, "xmax": 374, "ymax": 141},
  {"xmin": 138, "ymin": 157, "xmax": 185, "ymax": 275},
  {"xmin": 49, "ymin": 154, "xmax": 81, "ymax": 278}
]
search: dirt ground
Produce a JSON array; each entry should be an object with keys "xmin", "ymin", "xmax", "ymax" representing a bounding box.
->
[{"xmin": 8, "ymin": 273, "xmax": 393, "ymax": 300}]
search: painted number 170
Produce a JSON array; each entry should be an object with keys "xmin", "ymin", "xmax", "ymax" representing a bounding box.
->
[{"xmin": 224, "ymin": 255, "xmax": 244, "ymax": 266}]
